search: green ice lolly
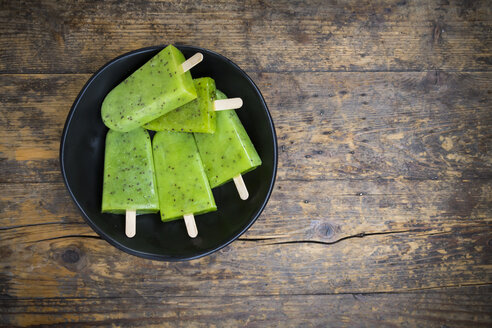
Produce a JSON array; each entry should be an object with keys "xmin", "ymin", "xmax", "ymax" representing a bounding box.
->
[
  {"xmin": 101, "ymin": 45, "xmax": 197, "ymax": 132},
  {"xmin": 152, "ymin": 131, "xmax": 216, "ymax": 222},
  {"xmin": 194, "ymin": 90, "xmax": 262, "ymax": 189},
  {"xmin": 145, "ymin": 77, "xmax": 217, "ymax": 133},
  {"xmin": 101, "ymin": 127, "xmax": 159, "ymax": 215}
]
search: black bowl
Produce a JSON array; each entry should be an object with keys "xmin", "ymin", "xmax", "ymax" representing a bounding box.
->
[{"xmin": 60, "ymin": 45, "xmax": 277, "ymax": 261}]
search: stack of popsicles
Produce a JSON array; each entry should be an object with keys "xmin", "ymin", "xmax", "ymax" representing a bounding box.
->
[{"xmin": 100, "ymin": 45, "xmax": 262, "ymax": 238}]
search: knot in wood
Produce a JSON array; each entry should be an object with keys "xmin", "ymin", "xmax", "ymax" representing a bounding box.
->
[
  {"xmin": 316, "ymin": 222, "xmax": 334, "ymax": 239},
  {"xmin": 62, "ymin": 249, "xmax": 80, "ymax": 264}
]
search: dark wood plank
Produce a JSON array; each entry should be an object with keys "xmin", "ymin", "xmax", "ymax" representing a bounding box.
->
[
  {"xmin": 1, "ymin": 72, "xmax": 491, "ymax": 183},
  {"xmin": 1, "ymin": 286, "xmax": 492, "ymax": 327},
  {"xmin": 0, "ymin": 0, "xmax": 490, "ymax": 74},
  {"xmin": 256, "ymin": 71, "xmax": 492, "ymax": 181},
  {"xmin": 1, "ymin": 225, "xmax": 490, "ymax": 298}
]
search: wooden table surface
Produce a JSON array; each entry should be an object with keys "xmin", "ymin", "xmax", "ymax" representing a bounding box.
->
[{"xmin": 1, "ymin": 0, "xmax": 491, "ymax": 326}]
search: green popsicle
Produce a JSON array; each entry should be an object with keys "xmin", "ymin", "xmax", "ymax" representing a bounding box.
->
[
  {"xmin": 194, "ymin": 90, "xmax": 261, "ymax": 198},
  {"xmin": 145, "ymin": 77, "xmax": 217, "ymax": 133},
  {"xmin": 102, "ymin": 127, "xmax": 159, "ymax": 237},
  {"xmin": 152, "ymin": 131, "xmax": 216, "ymax": 237},
  {"xmin": 101, "ymin": 45, "xmax": 200, "ymax": 132}
]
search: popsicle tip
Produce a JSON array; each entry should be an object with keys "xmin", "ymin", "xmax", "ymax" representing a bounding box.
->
[
  {"xmin": 239, "ymin": 190, "xmax": 249, "ymax": 200},
  {"xmin": 233, "ymin": 175, "xmax": 249, "ymax": 200},
  {"xmin": 181, "ymin": 53, "xmax": 203, "ymax": 72},
  {"xmin": 125, "ymin": 210, "xmax": 137, "ymax": 238},
  {"xmin": 184, "ymin": 214, "xmax": 198, "ymax": 238},
  {"xmin": 214, "ymin": 98, "xmax": 243, "ymax": 111}
]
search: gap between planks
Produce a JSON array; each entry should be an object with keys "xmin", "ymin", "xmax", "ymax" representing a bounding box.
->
[{"xmin": 1, "ymin": 283, "xmax": 490, "ymax": 301}]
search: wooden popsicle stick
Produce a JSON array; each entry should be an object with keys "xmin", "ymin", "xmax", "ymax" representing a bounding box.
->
[
  {"xmin": 181, "ymin": 53, "xmax": 203, "ymax": 72},
  {"xmin": 233, "ymin": 174, "xmax": 249, "ymax": 200},
  {"xmin": 125, "ymin": 210, "xmax": 136, "ymax": 238},
  {"xmin": 213, "ymin": 98, "xmax": 243, "ymax": 111},
  {"xmin": 184, "ymin": 214, "xmax": 198, "ymax": 238}
]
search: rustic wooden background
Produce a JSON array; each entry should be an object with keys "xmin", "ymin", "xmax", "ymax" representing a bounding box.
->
[{"xmin": 1, "ymin": 0, "xmax": 491, "ymax": 326}]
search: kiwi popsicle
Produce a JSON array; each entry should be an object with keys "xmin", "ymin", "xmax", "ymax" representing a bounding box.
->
[
  {"xmin": 101, "ymin": 127, "xmax": 159, "ymax": 238},
  {"xmin": 152, "ymin": 131, "xmax": 216, "ymax": 237},
  {"xmin": 194, "ymin": 90, "xmax": 261, "ymax": 199},
  {"xmin": 145, "ymin": 77, "xmax": 243, "ymax": 134},
  {"xmin": 101, "ymin": 45, "xmax": 202, "ymax": 132},
  {"xmin": 145, "ymin": 77, "xmax": 217, "ymax": 133}
]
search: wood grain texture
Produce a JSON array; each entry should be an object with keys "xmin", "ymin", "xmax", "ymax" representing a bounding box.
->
[
  {"xmin": 1, "ymin": 0, "xmax": 491, "ymax": 326},
  {"xmin": 1, "ymin": 226, "xmax": 491, "ymax": 299},
  {"xmin": 1, "ymin": 286, "xmax": 491, "ymax": 327},
  {"xmin": 0, "ymin": 0, "xmax": 490, "ymax": 74}
]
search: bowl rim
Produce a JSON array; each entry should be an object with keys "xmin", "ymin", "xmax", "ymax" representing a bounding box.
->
[{"xmin": 59, "ymin": 45, "xmax": 278, "ymax": 261}]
